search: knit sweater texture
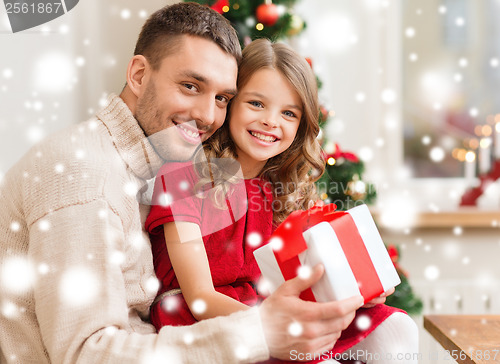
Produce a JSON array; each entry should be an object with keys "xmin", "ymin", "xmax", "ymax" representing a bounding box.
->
[{"xmin": 0, "ymin": 94, "xmax": 269, "ymax": 364}]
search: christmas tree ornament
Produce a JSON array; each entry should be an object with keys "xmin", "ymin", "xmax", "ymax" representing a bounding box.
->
[
  {"xmin": 210, "ymin": 0, "xmax": 230, "ymax": 14},
  {"xmin": 256, "ymin": 0, "xmax": 280, "ymax": 27},
  {"xmin": 287, "ymin": 14, "xmax": 304, "ymax": 35}
]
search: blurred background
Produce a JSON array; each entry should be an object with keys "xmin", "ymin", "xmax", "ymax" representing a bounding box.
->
[{"xmin": 1, "ymin": 1, "xmax": 500, "ymax": 362}]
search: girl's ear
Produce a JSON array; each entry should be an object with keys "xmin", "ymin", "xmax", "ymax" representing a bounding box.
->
[{"xmin": 126, "ymin": 55, "xmax": 150, "ymax": 98}]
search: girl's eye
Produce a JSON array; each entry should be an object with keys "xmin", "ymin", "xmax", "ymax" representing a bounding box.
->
[
  {"xmin": 249, "ymin": 101, "xmax": 263, "ymax": 108},
  {"xmin": 283, "ymin": 110, "xmax": 297, "ymax": 118}
]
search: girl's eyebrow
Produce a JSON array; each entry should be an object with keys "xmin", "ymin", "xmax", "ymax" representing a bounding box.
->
[{"xmin": 240, "ymin": 91, "xmax": 302, "ymax": 111}]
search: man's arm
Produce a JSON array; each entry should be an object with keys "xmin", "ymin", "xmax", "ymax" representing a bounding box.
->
[{"xmin": 29, "ymin": 200, "xmax": 268, "ymax": 364}]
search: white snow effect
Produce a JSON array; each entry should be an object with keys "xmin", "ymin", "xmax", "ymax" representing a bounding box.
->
[
  {"xmin": 162, "ymin": 295, "xmax": 180, "ymax": 313},
  {"xmin": 378, "ymin": 194, "xmax": 418, "ymax": 230},
  {"xmin": 469, "ymin": 108, "xmax": 479, "ymax": 117},
  {"xmin": 380, "ymin": 89, "xmax": 397, "ymax": 104},
  {"xmin": 159, "ymin": 193, "xmax": 173, "ymax": 207},
  {"xmin": 54, "ymin": 163, "xmax": 65, "ymax": 174},
  {"xmin": 234, "ymin": 345, "xmax": 250, "ymax": 360},
  {"xmin": 27, "ymin": 126, "xmax": 45, "ymax": 143},
  {"xmin": 455, "ymin": 17, "xmax": 465, "ymax": 27},
  {"xmin": 429, "ymin": 147, "xmax": 445, "ymax": 163},
  {"xmin": 358, "ymin": 147, "xmax": 374, "ymax": 162},
  {"xmin": 179, "ymin": 180, "xmax": 189, "ymax": 191},
  {"xmin": 123, "ymin": 181, "xmax": 138, "ymax": 197},
  {"xmin": 2, "ymin": 301, "xmax": 19, "ymax": 319},
  {"xmin": 120, "ymin": 9, "xmax": 131, "ymax": 20},
  {"xmin": 75, "ymin": 149, "xmax": 86, "ymax": 160},
  {"xmin": 424, "ymin": 265, "xmax": 440, "ymax": 281},
  {"xmin": 183, "ymin": 332, "xmax": 194, "ymax": 345},
  {"xmin": 38, "ymin": 263, "xmax": 49, "ymax": 275},
  {"xmin": 453, "ymin": 226, "xmax": 463, "ymax": 236},
  {"xmin": 191, "ymin": 299, "xmax": 207, "ymax": 315},
  {"xmin": 409, "ymin": 53, "xmax": 418, "ymax": 62},
  {"xmin": 109, "ymin": 251, "xmax": 125, "ymax": 266},
  {"xmin": 59, "ymin": 267, "xmax": 100, "ymax": 307},
  {"xmin": 462, "ymin": 256, "xmax": 470, "ymax": 265},
  {"xmin": 355, "ymin": 92, "xmax": 366, "ymax": 103},
  {"xmin": 490, "ymin": 58, "xmax": 499, "ymax": 68},
  {"xmin": 141, "ymin": 347, "xmax": 182, "ymax": 364},
  {"xmin": 405, "ymin": 27, "xmax": 416, "ymax": 38},
  {"xmin": 2, "ymin": 68, "xmax": 13, "ymax": 79},
  {"xmin": 458, "ymin": 58, "xmax": 468, "ymax": 68},
  {"xmin": 10, "ymin": 221, "xmax": 20, "ymax": 232},
  {"xmin": 104, "ymin": 326, "xmax": 118, "ymax": 336},
  {"xmin": 1, "ymin": 257, "xmax": 36, "ymax": 294},
  {"xmin": 256, "ymin": 277, "xmax": 272, "ymax": 296},
  {"xmin": 421, "ymin": 135, "xmax": 431, "ymax": 145},
  {"xmin": 454, "ymin": 73, "xmax": 463, "ymax": 83},
  {"xmin": 59, "ymin": 24, "xmax": 69, "ymax": 34},
  {"xmin": 356, "ymin": 315, "xmax": 372, "ymax": 331},
  {"xmin": 288, "ymin": 321, "xmax": 303, "ymax": 337},
  {"xmin": 34, "ymin": 53, "xmax": 75, "ymax": 93},
  {"xmin": 297, "ymin": 265, "xmax": 312, "ymax": 280},
  {"xmin": 438, "ymin": 5, "xmax": 447, "ymax": 14},
  {"xmin": 75, "ymin": 57, "xmax": 86, "ymax": 67},
  {"xmin": 145, "ymin": 276, "xmax": 160, "ymax": 295},
  {"xmin": 270, "ymin": 237, "xmax": 283, "ymax": 252},
  {"xmin": 246, "ymin": 232, "xmax": 262, "ymax": 247},
  {"xmin": 139, "ymin": 10, "xmax": 148, "ymax": 19},
  {"xmin": 38, "ymin": 219, "xmax": 51, "ymax": 232},
  {"xmin": 98, "ymin": 209, "xmax": 108, "ymax": 219}
]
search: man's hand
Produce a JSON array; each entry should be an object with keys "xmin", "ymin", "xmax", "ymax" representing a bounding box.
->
[
  {"xmin": 361, "ymin": 287, "xmax": 395, "ymax": 308},
  {"xmin": 259, "ymin": 264, "xmax": 364, "ymax": 361}
]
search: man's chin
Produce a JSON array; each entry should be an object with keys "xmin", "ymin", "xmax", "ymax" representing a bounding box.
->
[{"xmin": 155, "ymin": 143, "xmax": 201, "ymax": 162}]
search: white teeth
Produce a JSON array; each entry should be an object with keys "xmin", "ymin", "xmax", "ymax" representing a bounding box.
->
[
  {"xmin": 178, "ymin": 124, "xmax": 200, "ymax": 138},
  {"xmin": 250, "ymin": 131, "xmax": 276, "ymax": 142}
]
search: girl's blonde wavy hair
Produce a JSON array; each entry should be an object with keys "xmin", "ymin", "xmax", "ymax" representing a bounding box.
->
[{"xmin": 194, "ymin": 38, "xmax": 325, "ymax": 223}]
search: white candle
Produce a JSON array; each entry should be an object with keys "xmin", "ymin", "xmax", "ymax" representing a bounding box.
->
[
  {"xmin": 464, "ymin": 151, "xmax": 476, "ymax": 182},
  {"xmin": 479, "ymin": 138, "xmax": 492, "ymax": 174},
  {"xmin": 495, "ymin": 122, "xmax": 500, "ymax": 158}
]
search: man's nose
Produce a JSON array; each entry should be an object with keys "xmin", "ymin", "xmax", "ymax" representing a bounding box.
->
[{"xmin": 193, "ymin": 97, "xmax": 217, "ymax": 127}]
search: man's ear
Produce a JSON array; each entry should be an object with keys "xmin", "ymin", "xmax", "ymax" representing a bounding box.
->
[{"xmin": 126, "ymin": 55, "xmax": 150, "ymax": 97}]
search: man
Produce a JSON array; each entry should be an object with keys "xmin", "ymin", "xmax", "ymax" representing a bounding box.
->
[{"xmin": 0, "ymin": 3, "xmax": 363, "ymax": 363}]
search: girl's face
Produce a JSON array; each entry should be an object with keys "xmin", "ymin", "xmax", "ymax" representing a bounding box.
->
[{"xmin": 229, "ymin": 67, "xmax": 302, "ymax": 177}]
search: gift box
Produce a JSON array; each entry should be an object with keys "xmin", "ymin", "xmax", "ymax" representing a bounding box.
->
[{"xmin": 253, "ymin": 204, "xmax": 400, "ymax": 303}]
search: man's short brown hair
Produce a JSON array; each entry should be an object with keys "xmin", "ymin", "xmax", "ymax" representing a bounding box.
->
[{"xmin": 134, "ymin": 2, "xmax": 242, "ymax": 70}]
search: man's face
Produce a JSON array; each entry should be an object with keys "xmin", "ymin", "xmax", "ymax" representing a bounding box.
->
[{"xmin": 135, "ymin": 35, "xmax": 238, "ymax": 161}]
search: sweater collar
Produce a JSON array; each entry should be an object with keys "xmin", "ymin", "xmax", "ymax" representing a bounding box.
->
[{"xmin": 96, "ymin": 94, "xmax": 164, "ymax": 180}]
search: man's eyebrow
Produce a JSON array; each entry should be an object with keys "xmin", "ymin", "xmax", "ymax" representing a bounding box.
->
[{"xmin": 182, "ymin": 71, "xmax": 237, "ymax": 96}]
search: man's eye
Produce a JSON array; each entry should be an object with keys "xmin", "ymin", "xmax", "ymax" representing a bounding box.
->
[
  {"xmin": 216, "ymin": 95, "xmax": 229, "ymax": 103},
  {"xmin": 183, "ymin": 84, "xmax": 197, "ymax": 91}
]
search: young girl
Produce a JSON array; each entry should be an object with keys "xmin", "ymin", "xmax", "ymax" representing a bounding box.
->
[{"xmin": 146, "ymin": 39, "xmax": 417, "ymax": 363}]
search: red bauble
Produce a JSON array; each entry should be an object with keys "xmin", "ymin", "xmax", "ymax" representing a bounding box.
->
[
  {"xmin": 210, "ymin": 0, "xmax": 229, "ymax": 14},
  {"xmin": 256, "ymin": 3, "xmax": 280, "ymax": 26}
]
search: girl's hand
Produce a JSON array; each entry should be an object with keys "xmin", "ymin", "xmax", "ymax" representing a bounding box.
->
[{"xmin": 361, "ymin": 287, "xmax": 395, "ymax": 308}]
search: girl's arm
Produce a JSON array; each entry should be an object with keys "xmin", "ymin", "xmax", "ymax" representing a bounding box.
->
[{"xmin": 163, "ymin": 221, "xmax": 249, "ymax": 321}]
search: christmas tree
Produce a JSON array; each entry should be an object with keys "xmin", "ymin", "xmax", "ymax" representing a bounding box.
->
[
  {"xmin": 317, "ymin": 143, "xmax": 377, "ymax": 211},
  {"xmin": 187, "ymin": 0, "xmax": 306, "ymax": 46}
]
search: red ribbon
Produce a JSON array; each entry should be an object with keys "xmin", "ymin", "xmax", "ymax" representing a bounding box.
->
[
  {"xmin": 330, "ymin": 214, "xmax": 384, "ymax": 303},
  {"xmin": 271, "ymin": 204, "xmax": 337, "ymax": 301},
  {"xmin": 271, "ymin": 203, "xmax": 384, "ymax": 303}
]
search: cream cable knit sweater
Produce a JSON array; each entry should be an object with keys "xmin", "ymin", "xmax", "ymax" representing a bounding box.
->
[{"xmin": 0, "ymin": 95, "xmax": 269, "ymax": 364}]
